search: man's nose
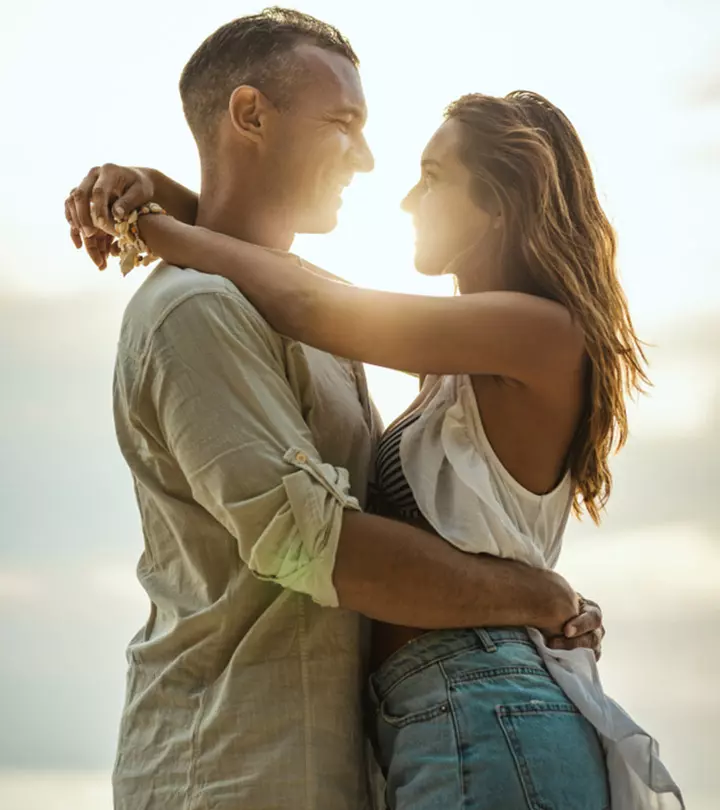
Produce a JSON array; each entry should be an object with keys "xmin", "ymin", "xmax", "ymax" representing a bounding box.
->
[{"xmin": 352, "ymin": 134, "xmax": 375, "ymax": 174}]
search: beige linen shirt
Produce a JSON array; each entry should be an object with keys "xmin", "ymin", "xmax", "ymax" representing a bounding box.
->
[{"xmin": 112, "ymin": 261, "xmax": 381, "ymax": 810}]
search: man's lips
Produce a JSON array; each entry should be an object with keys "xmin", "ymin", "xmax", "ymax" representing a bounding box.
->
[{"xmin": 333, "ymin": 177, "xmax": 353, "ymax": 196}]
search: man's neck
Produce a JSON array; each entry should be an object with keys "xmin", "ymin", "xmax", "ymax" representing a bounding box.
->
[{"xmin": 195, "ymin": 177, "xmax": 295, "ymax": 252}]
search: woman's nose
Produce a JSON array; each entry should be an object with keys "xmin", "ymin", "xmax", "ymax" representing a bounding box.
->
[{"xmin": 401, "ymin": 184, "xmax": 418, "ymax": 213}]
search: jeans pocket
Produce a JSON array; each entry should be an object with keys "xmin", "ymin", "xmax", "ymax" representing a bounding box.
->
[
  {"xmin": 497, "ymin": 701, "xmax": 610, "ymax": 810},
  {"xmin": 372, "ymin": 665, "xmax": 450, "ymax": 729}
]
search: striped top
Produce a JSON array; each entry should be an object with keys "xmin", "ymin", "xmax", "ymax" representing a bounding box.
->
[{"xmin": 372, "ymin": 410, "xmax": 423, "ymax": 521}]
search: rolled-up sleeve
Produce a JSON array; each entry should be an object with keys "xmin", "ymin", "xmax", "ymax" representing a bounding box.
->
[{"xmin": 135, "ymin": 290, "xmax": 360, "ymax": 608}]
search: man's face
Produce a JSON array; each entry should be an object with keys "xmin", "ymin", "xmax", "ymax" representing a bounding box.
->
[{"xmin": 263, "ymin": 44, "xmax": 374, "ymax": 234}]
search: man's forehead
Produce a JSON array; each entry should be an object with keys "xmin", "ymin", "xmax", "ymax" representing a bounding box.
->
[{"xmin": 291, "ymin": 43, "xmax": 366, "ymax": 115}]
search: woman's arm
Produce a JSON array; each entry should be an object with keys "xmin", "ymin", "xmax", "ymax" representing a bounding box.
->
[
  {"xmin": 139, "ymin": 216, "xmax": 585, "ymax": 383},
  {"xmin": 137, "ymin": 169, "xmax": 198, "ymax": 225}
]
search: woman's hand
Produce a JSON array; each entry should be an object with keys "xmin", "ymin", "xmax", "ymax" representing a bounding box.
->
[
  {"xmin": 65, "ymin": 166, "xmax": 199, "ymax": 271},
  {"xmin": 65, "ymin": 164, "xmax": 155, "ymax": 270}
]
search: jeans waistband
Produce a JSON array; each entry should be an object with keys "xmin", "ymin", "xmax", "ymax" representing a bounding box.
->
[{"xmin": 371, "ymin": 627, "xmax": 532, "ymax": 697}]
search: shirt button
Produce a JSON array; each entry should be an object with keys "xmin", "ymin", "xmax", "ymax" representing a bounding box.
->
[{"xmin": 295, "ymin": 452, "xmax": 308, "ymax": 463}]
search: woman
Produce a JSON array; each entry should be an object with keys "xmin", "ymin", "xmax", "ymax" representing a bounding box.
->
[{"xmin": 68, "ymin": 91, "xmax": 682, "ymax": 809}]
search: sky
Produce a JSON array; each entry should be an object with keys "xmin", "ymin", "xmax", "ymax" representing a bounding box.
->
[{"xmin": 1, "ymin": 1, "xmax": 719, "ymax": 808}]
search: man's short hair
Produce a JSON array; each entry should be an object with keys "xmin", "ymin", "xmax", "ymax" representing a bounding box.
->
[{"xmin": 179, "ymin": 6, "xmax": 359, "ymax": 145}]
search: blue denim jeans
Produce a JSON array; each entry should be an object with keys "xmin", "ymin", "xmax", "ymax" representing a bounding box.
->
[{"xmin": 369, "ymin": 628, "xmax": 610, "ymax": 810}]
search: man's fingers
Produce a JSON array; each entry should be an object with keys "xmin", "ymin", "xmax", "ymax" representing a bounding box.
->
[
  {"xmin": 564, "ymin": 604, "xmax": 603, "ymax": 638},
  {"xmin": 547, "ymin": 631, "xmax": 602, "ymax": 661}
]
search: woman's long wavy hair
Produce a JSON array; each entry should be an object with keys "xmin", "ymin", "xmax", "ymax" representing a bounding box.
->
[{"xmin": 446, "ymin": 91, "xmax": 649, "ymax": 523}]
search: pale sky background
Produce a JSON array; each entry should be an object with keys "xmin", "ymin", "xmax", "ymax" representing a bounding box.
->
[{"xmin": 1, "ymin": 1, "xmax": 719, "ymax": 808}]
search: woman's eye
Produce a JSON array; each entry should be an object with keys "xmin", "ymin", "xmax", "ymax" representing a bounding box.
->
[{"xmin": 335, "ymin": 119, "xmax": 352, "ymax": 133}]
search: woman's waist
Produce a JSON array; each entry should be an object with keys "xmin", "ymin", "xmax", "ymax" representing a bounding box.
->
[{"xmin": 371, "ymin": 625, "xmax": 538, "ymax": 693}]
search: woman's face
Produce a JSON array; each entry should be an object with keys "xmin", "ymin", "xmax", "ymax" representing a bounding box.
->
[{"xmin": 402, "ymin": 118, "xmax": 499, "ymax": 278}]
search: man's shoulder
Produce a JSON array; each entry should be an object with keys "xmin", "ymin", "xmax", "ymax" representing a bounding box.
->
[{"xmin": 120, "ymin": 263, "xmax": 268, "ymax": 346}]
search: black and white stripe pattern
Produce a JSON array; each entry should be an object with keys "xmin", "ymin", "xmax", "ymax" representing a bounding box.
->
[{"xmin": 372, "ymin": 411, "xmax": 423, "ymax": 520}]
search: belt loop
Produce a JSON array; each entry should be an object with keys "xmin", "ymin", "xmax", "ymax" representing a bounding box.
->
[{"xmin": 474, "ymin": 628, "xmax": 497, "ymax": 653}]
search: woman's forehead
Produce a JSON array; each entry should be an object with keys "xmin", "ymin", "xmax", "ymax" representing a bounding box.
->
[{"xmin": 422, "ymin": 119, "xmax": 466, "ymax": 170}]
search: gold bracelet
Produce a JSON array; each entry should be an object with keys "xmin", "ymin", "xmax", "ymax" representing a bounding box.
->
[{"xmin": 113, "ymin": 202, "xmax": 168, "ymax": 276}]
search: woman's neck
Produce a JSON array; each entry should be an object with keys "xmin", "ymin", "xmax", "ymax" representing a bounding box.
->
[{"xmin": 455, "ymin": 262, "xmax": 508, "ymax": 295}]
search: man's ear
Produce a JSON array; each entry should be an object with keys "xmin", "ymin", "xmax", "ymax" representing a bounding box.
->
[{"xmin": 228, "ymin": 85, "xmax": 273, "ymax": 144}]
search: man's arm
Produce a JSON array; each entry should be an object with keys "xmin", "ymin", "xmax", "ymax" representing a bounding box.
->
[
  {"xmin": 140, "ymin": 287, "xmax": 577, "ymax": 634},
  {"xmin": 334, "ymin": 510, "xmax": 577, "ymax": 635}
]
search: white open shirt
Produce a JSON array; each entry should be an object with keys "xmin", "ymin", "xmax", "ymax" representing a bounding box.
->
[{"xmin": 401, "ymin": 373, "xmax": 684, "ymax": 810}]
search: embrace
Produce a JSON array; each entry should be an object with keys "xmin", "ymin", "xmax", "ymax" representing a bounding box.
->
[{"xmin": 65, "ymin": 7, "xmax": 683, "ymax": 810}]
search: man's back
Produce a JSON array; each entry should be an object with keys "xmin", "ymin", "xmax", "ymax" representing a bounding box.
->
[{"xmin": 113, "ymin": 263, "xmax": 377, "ymax": 810}]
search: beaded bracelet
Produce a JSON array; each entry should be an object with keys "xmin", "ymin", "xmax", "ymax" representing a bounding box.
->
[{"xmin": 113, "ymin": 202, "xmax": 168, "ymax": 276}]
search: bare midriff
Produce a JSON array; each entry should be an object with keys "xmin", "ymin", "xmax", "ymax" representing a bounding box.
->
[
  {"xmin": 370, "ymin": 622, "xmax": 429, "ymax": 673},
  {"xmin": 368, "ymin": 512, "xmax": 437, "ymax": 674}
]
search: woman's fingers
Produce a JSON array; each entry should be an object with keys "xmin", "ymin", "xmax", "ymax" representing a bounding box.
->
[
  {"xmin": 70, "ymin": 168, "xmax": 101, "ymax": 238},
  {"xmin": 66, "ymin": 165, "xmax": 130, "ymax": 267},
  {"xmin": 91, "ymin": 164, "xmax": 142, "ymax": 233},
  {"xmin": 547, "ymin": 630, "xmax": 603, "ymax": 661},
  {"xmin": 111, "ymin": 170, "xmax": 154, "ymax": 221},
  {"xmin": 65, "ymin": 195, "xmax": 83, "ymax": 249},
  {"xmin": 90, "ymin": 166, "xmax": 120, "ymax": 233},
  {"xmin": 83, "ymin": 232, "xmax": 110, "ymax": 270},
  {"xmin": 66, "ymin": 166, "xmax": 154, "ymax": 267}
]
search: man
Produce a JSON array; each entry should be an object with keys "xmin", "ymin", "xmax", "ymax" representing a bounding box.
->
[{"xmin": 65, "ymin": 8, "xmax": 603, "ymax": 810}]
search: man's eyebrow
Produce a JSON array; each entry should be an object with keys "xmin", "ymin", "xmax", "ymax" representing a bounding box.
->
[
  {"xmin": 330, "ymin": 104, "xmax": 366, "ymax": 121},
  {"xmin": 421, "ymin": 158, "xmax": 442, "ymax": 170}
]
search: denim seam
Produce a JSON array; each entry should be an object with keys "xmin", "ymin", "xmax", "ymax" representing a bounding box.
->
[
  {"xmin": 378, "ymin": 695, "xmax": 450, "ymax": 729},
  {"xmin": 496, "ymin": 706, "xmax": 550, "ymax": 810},
  {"xmin": 440, "ymin": 660, "xmax": 468, "ymax": 810},
  {"xmin": 374, "ymin": 643, "xmax": 483, "ymax": 699},
  {"xmin": 497, "ymin": 702, "xmax": 580, "ymax": 717},
  {"xmin": 488, "ymin": 637, "xmax": 535, "ymax": 649},
  {"xmin": 449, "ymin": 664, "xmax": 552, "ymax": 687}
]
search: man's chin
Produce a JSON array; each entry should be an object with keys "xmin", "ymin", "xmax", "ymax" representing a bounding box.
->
[{"xmin": 296, "ymin": 214, "xmax": 339, "ymax": 236}]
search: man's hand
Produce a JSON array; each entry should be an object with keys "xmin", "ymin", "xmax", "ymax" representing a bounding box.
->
[
  {"xmin": 64, "ymin": 164, "xmax": 154, "ymax": 269},
  {"xmin": 546, "ymin": 596, "xmax": 605, "ymax": 660}
]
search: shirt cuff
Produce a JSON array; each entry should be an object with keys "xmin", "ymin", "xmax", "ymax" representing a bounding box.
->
[{"xmin": 246, "ymin": 448, "xmax": 361, "ymax": 608}]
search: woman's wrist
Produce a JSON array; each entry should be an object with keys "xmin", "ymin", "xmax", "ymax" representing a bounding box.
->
[
  {"xmin": 137, "ymin": 214, "xmax": 199, "ymax": 269},
  {"xmin": 136, "ymin": 169, "xmax": 167, "ymax": 212},
  {"xmin": 139, "ymin": 168, "xmax": 198, "ymax": 225},
  {"xmin": 112, "ymin": 204, "xmax": 169, "ymax": 275}
]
